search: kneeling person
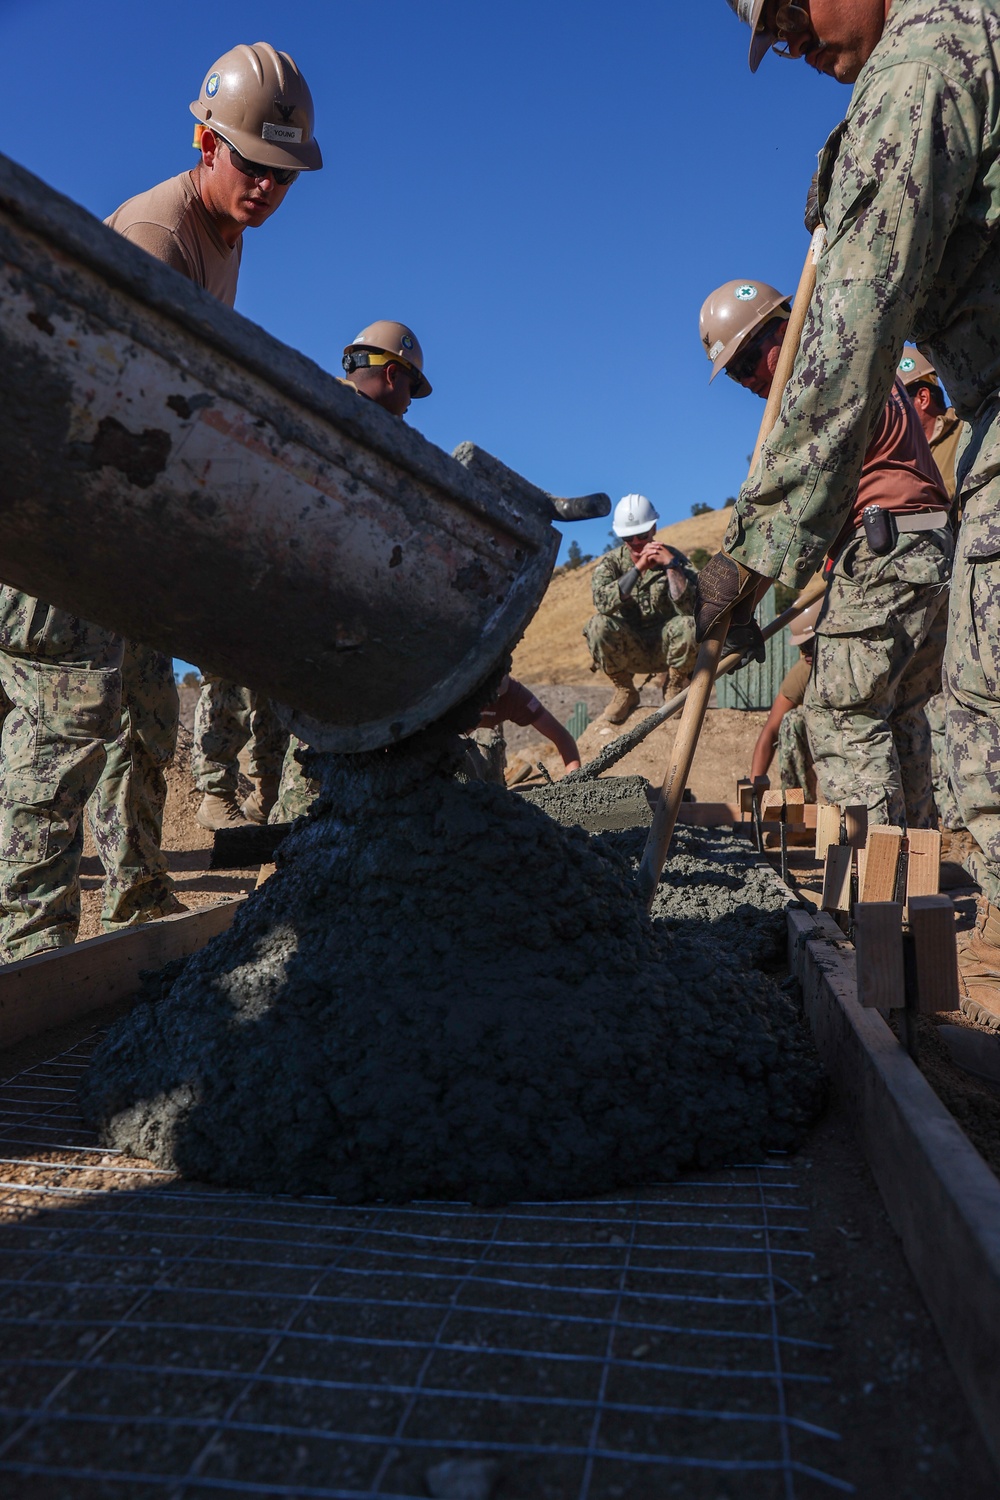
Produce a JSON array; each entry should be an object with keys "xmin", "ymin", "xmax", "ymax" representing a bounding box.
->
[{"xmin": 585, "ymin": 494, "xmax": 697, "ymax": 725}]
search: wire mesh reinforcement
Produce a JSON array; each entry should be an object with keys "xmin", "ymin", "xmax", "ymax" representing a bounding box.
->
[{"xmin": 0, "ymin": 1031, "xmax": 852, "ymax": 1499}]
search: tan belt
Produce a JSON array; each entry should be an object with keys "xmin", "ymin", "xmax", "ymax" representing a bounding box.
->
[{"xmin": 855, "ymin": 509, "xmax": 950, "ymax": 535}]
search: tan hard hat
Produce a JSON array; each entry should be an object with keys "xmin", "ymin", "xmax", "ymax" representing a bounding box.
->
[
  {"xmin": 726, "ymin": 0, "xmax": 775, "ymax": 73},
  {"xmin": 343, "ymin": 321, "xmax": 432, "ymax": 398},
  {"xmin": 190, "ymin": 43, "xmax": 322, "ymax": 172},
  {"xmin": 897, "ymin": 345, "xmax": 941, "ymax": 390},
  {"xmin": 699, "ymin": 280, "xmax": 790, "ymax": 382},
  {"xmin": 790, "ymin": 597, "xmax": 823, "ymax": 647}
]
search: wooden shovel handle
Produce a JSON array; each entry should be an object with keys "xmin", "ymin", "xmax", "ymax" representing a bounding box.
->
[{"xmin": 635, "ymin": 227, "xmax": 826, "ymax": 911}]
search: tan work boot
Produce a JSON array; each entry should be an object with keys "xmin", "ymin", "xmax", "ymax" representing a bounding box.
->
[
  {"xmin": 604, "ymin": 673, "xmax": 640, "ymax": 725},
  {"xmin": 958, "ymin": 897, "xmax": 1000, "ymax": 1028},
  {"xmin": 241, "ymin": 776, "xmax": 280, "ymax": 825},
  {"xmin": 665, "ymin": 668, "xmax": 692, "ymax": 700},
  {"xmin": 197, "ymin": 793, "xmax": 251, "ymax": 831}
]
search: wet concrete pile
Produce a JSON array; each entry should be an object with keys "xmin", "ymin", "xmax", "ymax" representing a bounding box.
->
[{"xmin": 81, "ymin": 741, "xmax": 825, "ymax": 1203}]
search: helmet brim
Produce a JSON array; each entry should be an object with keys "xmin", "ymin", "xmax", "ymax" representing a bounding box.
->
[
  {"xmin": 747, "ymin": 0, "xmax": 775, "ymax": 72},
  {"xmin": 614, "ymin": 520, "xmax": 659, "ymax": 539},
  {"xmin": 191, "ymin": 103, "xmax": 323, "ymax": 171}
]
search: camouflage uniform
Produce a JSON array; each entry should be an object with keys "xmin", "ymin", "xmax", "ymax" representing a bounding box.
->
[
  {"xmin": 584, "ymin": 545, "xmax": 697, "ymax": 677},
  {"xmin": 925, "ymin": 690, "xmax": 964, "ymax": 831},
  {"xmin": 192, "ymin": 676, "xmax": 288, "ymax": 798},
  {"xmin": 777, "ymin": 709, "xmax": 815, "ymax": 800},
  {"xmin": 87, "ymin": 642, "xmax": 179, "ymax": 929},
  {"xmin": 803, "ymin": 535, "xmax": 950, "ymax": 827},
  {"xmin": 0, "ymin": 590, "xmax": 123, "ymax": 961},
  {"xmin": 722, "ymin": 2, "xmax": 1000, "ymax": 854},
  {"xmin": 271, "ymin": 734, "xmax": 321, "ymax": 823}
]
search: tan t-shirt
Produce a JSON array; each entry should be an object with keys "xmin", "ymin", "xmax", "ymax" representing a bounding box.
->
[
  {"xmin": 778, "ymin": 655, "xmax": 812, "ymax": 709},
  {"xmin": 105, "ymin": 171, "xmax": 241, "ymax": 308}
]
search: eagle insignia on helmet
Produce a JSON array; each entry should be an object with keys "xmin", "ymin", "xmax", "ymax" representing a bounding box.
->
[{"xmin": 206, "ymin": 72, "xmax": 220, "ymax": 98}]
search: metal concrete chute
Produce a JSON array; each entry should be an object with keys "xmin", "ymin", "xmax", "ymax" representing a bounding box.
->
[{"xmin": 0, "ymin": 152, "xmax": 608, "ymax": 752}]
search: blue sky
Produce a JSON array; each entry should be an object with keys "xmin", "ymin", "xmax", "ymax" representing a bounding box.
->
[{"xmin": 1, "ymin": 0, "xmax": 849, "ymax": 672}]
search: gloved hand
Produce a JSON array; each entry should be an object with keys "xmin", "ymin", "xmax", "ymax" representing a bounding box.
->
[
  {"xmin": 723, "ymin": 620, "xmax": 767, "ymax": 669},
  {"xmin": 804, "ymin": 170, "xmax": 823, "ymax": 234},
  {"xmin": 694, "ymin": 551, "xmax": 764, "ymax": 644}
]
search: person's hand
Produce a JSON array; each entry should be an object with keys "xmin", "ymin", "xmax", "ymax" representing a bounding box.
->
[
  {"xmin": 635, "ymin": 541, "xmax": 675, "ymax": 573},
  {"xmin": 562, "ymin": 759, "xmax": 582, "ymax": 773},
  {"xmin": 694, "ymin": 551, "xmax": 767, "ymax": 643}
]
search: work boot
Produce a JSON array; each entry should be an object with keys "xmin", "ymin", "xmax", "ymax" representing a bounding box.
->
[
  {"xmin": 241, "ymin": 776, "xmax": 280, "ymax": 825},
  {"xmin": 666, "ymin": 668, "xmax": 692, "ymax": 700},
  {"xmin": 604, "ymin": 673, "xmax": 640, "ymax": 725},
  {"xmin": 197, "ymin": 793, "xmax": 251, "ymax": 831},
  {"xmin": 958, "ymin": 897, "xmax": 1000, "ymax": 1029}
]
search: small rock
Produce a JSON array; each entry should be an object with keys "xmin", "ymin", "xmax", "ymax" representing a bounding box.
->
[{"xmin": 425, "ymin": 1457, "xmax": 500, "ymax": 1499}]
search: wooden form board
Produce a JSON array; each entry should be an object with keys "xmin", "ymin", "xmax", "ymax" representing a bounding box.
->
[
  {"xmin": 788, "ymin": 905, "xmax": 1000, "ymax": 1478},
  {"xmin": 845, "ymin": 805, "xmax": 868, "ymax": 848},
  {"xmin": 0, "ymin": 898, "xmax": 245, "ymax": 1050}
]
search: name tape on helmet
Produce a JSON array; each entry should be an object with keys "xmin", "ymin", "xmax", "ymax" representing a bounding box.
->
[
  {"xmin": 709, "ymin": 340, "xmax": 724, "ymax": 360},
  {"xmin": 262, "ymin": 122, "xmax": 303, "ymax": 144}
]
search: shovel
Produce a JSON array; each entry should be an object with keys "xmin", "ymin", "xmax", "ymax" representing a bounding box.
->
[{"xmin": 636, "ymin": 227, "xmax": 826, "ymax": 909}]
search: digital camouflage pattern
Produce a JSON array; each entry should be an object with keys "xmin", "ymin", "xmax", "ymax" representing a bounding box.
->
[
  {"xmin": 777, "ymin": 707, "xmax": 816, "ymax": 800},
  {"xmin": 803, "ymin": 533, "xmax": 950, "ymax": 828},
  {"xmin": 946, "ymin": 551, "xmax": 1000, "ymax": 903},
  {"xmin": 0, "ymin": 588, "xmax": 123, "ymax": 960},
  {"xmin": 585, "ymin": 544, "xmax": 697, "ymax": 678},
  {"xmin": 924, "ymin": 690, "xmax": 964, "ymax": 830},
  {"xmin": 192, "ymin": 676, "xmax": 289, "ymax": 797},
  {"xmin": 271, "ymin": 734, "xmax": 321, "ymax": 823},
  {"xmin": 87, "ymin": 641, "xmax": 179, "ymax": 929},
  {"xmin": 724, "ymin": 1, "xmax": 1000, "ymax": 589}
]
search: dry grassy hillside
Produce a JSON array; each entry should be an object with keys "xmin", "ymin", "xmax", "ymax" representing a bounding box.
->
[{"xmin": 511, "ymin": 506, "xmax": 732, "ymax": 685}]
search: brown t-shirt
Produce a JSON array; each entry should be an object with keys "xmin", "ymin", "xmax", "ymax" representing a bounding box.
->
[
  {"xmin": 477, "ymin": 676, "xmax": 544, "ymax": 730},
  {"xmin": 778, "ymin": 655, "xmax": 812, "ymax": 709},
  {"xmin": 847, "ymin": 378, "xmax": 949, "ymax": 533},
  {"xmin": 105, "ymin": 171, "xmax": 241, "ymax": 308}
]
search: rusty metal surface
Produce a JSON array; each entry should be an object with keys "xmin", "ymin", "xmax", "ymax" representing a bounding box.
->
[{"xmin": 0, "ymin": 154, "xmax": 562, "ymax": 751}]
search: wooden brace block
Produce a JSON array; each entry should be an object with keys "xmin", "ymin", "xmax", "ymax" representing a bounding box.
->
[
  {"xmin": 784, "ymin": 788, "xmax": 806, "ymax": 825},
  {"xmin": 815, "ymin": 803, "xmax": 842, "ymax": 862},
  {"xmin": 906, "ymin": 829, "xmax": 942, "ymax": 905},
  {"xmin": 909, "ymin": 894, "xmax": 960, "ymax": 1014},
  {"xmin": 859, "ymin": 827, "xmax": 904, "ymax": 903},
  {"xmin": 845, "ymin": 804, "xmax": 869, "ymax": 849},
  {"xmin": 821, "ymin": 844, "xmax": 853, "ymax": 915},
  {"xmin": 256, "ymin": 863, "xmax": 277, "ymax": 889},
  {"xmin": 761, "ymin": 790, "xmax": 784, "ymax": 822},
  {"xmin": 855, "ymin": 901, "xmax": 905, "ymax": 1009},
  {"xmin": 738, "ymin": 781, "xmax": 754, "ymax": 817}
]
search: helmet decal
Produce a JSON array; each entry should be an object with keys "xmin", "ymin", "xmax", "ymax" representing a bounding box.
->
[
  {"xmin": 899, "ymin": 356, "xmax": 916, "ymax": 372},
  {"xmin": 734, "ymin": 284, "xmax": 759, "ymax": 302},
  {"xmin": 401, "ymin": 334, "xmax": 414, "ymax": 350},
  {"xmin": 709, "ymin": 340, "xmax": 725, "ymax": 360},
  {"xmin": 206, "ymin": 72, "xmax": 220, "ymax": 98}
]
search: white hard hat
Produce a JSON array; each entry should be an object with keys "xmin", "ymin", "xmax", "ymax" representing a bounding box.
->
[
  {"xmin": 613, "ymin": 493, "xmax": 659, "ymax": 538},
  {"xmin": 790, "ymin": 598, "xmax": 823, "ymax": 647}
]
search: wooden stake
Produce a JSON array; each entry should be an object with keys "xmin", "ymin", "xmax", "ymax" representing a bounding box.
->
[
  {"xmin": 859, "ymin": 827, "xmax": 904, "ymax": 903},
  {"xmin": 784, "ymin": 788, "xmax": 806, "ymax": 825},
  {"xmin": 815, "ymin": 803, "xmax": 842, "ymax": 862},
  {"xmin": 821, "ymin": 845, "xmax": 853, "ymax": 917},
  {"xmin": 906, "ymin": 829, "xmax": 942, "ymax": 908},
  {"xmin": 845, "ymin": 805, "xmax": 869, "ymax": 849},
  {"xmin": 909, "ymin": 894, "xmax": 960, "ymax": 1014},
  {"xmin": 855, "ymin": 901, "xmax": 905, "ymax": 1010}
]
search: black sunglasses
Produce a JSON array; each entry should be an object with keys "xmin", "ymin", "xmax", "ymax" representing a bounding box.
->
[
  {"xmin": 215, "ymin": 134, "xmax": 298, "ymax": 188},
  {"xmin": 726, "ymin": 324, "xmax": 778, "ymax": 383}
]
